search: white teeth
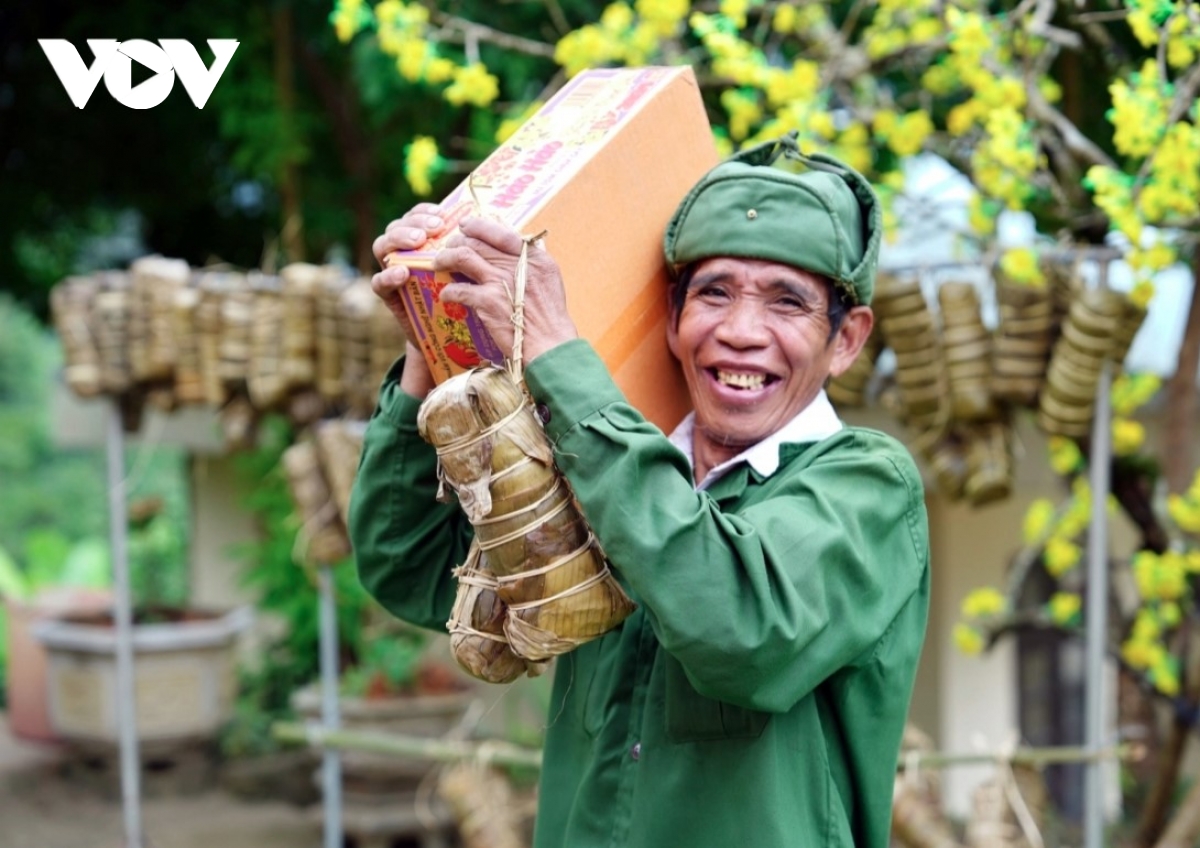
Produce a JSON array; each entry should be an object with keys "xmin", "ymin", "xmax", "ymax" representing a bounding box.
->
[{"xmin": 716, "ymin": 370, "xmax": 766, "ymax": 390}]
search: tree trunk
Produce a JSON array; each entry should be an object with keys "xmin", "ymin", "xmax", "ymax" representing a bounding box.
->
[
  {"xmin": 1134, "ymin": 717, "xmax": 1191, "ymax": 848},
  {"xmin": 1152, "ymin": 766, "xmax": 1200, "ymax": 848},
  {"xmin": 297, "ymin": 44, "xmax": 377, "ymax": 274},
  {"xmin": 273, "ymin": 3, "xmax": 305, "ymax": 265},
  {"xmin": 1162, "ymin": 246, "xmax": 1200, "ymax": 494},
  {"xmin": 1133, "ymin": 245, "xmax": 1200, "ymax": 848}
]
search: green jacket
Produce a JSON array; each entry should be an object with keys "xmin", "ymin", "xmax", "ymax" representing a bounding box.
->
[{"xmin": 350, "ymin": 340, "xmax": 930, "ymax": 848}]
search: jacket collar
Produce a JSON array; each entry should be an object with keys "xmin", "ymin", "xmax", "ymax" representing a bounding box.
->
[{"xmin": 668, "ymin": 390, "xmax": 844, "ymax": 492}]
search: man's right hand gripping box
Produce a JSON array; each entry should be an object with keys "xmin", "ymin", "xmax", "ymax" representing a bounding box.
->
[{"xmin": 391, "ymin": 66, "xmax": 718, "ymax": 433}]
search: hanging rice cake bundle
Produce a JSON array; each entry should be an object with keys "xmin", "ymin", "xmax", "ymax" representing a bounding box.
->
[
  {"xmin": 962, "ymin": 420, "xmax": 1013, "ymax": 507},
  {"xmin": 919, "ymin": 431, "xmax": 969, "ymax": 501},
  {"xmin": 418, "ymin": 366, "xmax": 635, "ymax": 664},
  {"xmin": 218, "ymin": 273, "xmax": 255, "ymax": 393},
  {"xmin": 873, "ymin": 277, "xmax": 951, "ymax": 452},
  {"xmin": 938, "ymin": 282, "xmax": 997, "ymax": 422},
  {"xmin": 1038, "ymin": 288, "xmax": 1124, "ymax": 437},
  {"xmin": 248, "ymin": 275, "xmax": 287, "ymax": 410},
  {"xmin": 438, "ymin": 759, "xmax": 530, "ymax": 848},
  {"xmin": 1111, "ymin": 295, "xmax": 1147, "ymax": 369},
  {"xmin": 827, "ymin": 328, "xmax": 881, "ymax": 408},
  {"xmin": 171, "ymin": 286, "xmax": 206, "ymax": 404},
  {"xmin": 447, "ymin": 542, "xmax": 546, "ymax": 683},
  {"xmin": 991, "ymin": 271, "xmax": 1055, "ymax": 407},
  {"xmin": 370, "ymin": 291, "xmax": 406, "ymax": 407},
  {"xmin": 338, "ymin": 280, "xmax": 381, "ymax": 418},
  {"xmin": 316, "ymin": 271, "xmax": 350, "ymax": 402},
  {"xmin": 130, "ymin": 256, "xmax": 189, "ymax": 383},
  {"xmin": 92, "ymin": 272, "xmax": 132, "ymax": 394},
  {"xmin": 279, "ymin": 262, "xmax": 322, "ymax": 391},
  {"xmin": 219, "ymin": 394, "xmax": 258, "ymax": 450},
  {"xmin": 50, "ymin": 276, "xmax": 102, "ymax": 398},
  {"xmin": 195, "ymin": 272, "xmax": 232, "ymax": 407},
  {"xmin": 281, "ymin": 439, "xmax": 351, "ymax": 565},
  {"xmin": 313, "ymin": 418, "xmax": 367, "ymax": 528}
]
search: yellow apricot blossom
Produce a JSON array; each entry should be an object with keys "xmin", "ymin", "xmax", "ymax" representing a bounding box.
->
[
  {"xmin": 772, "ymin": 4, "xmax": 797, "ymax": 34},
  {"xmin": 332, "ymin": 0, "xmax": 366, "ymax": 43},
  {"xmin": 1048, "ymin": 436, "xmax": 1084, "ymax": 476},
  {"xmin": 764, "ymin": 61, "xmax": 820, "ymax": 108},
  {"xmin": 1133, "ymin": 550, "xmax": 1189, "ymax": 601},
  {"xmin": 1048, "ymin": 593, "xmax": 1081, "ymax": 626},
  {"xmin": 555, "ymin": 25, "xmax": 621, "ymax": 76},
  {"xmin": 947, "ymin": 100, "xmax": 984, "ymax": 136},
  {"xmin": 962, "ymin": 587, "xmax": 1007, "ymax": 619},
  {"xmin": 888, "ymin": 111, "xmax": 934, "ymax": 157},
  {"xmin": 1126, "ymin": 6, "xmax": 1160, "ymax": 48},
  {"xmin": 999, "ymin": 248, "xmax": 1044, "ymax": 286},
  {"xmin": 1022, "ymin": 498, "xmax": 1056, "ymax": 545},
  {"xmin": 967, "ymin": 194, "xmax": 997, "ymax": 236},
  {"xmin": 1108, "ymin": 61, "xmax": 1169, "ymax": 158},
  {"xmin": 1129, "ymin": 280, "xmax": 1156, "ymax": 310},
  {"xmin": 1044, "ymin": 538, "xmax": 1081, "ymax": 578},
  {"xmin": 945, "ymin": 7, "xmax": 994, "ymax": 59},
  {"xmin": 395, "ymin": 40, "xmax": 430, "ymax": 82},
  {"xmin": 443, "ymin": 63, "xmax": 499, "ymax": 107},
  {"xmin": 1150, "ymin": 658, "xmax": 1180, "ymax": 696},
  {"xmin": 404, "ymin": 136, "xmax": 441, "ymax": 196},
  {"xmin": 720, "ymin": 89, "xmax": 762, "ymax": 141},
  {"xmin": 718, "ymin": 0, "xmax": 750, "ymax": 28},
  {"xmin": 1158, "ymin": 602, "xmax": 1182, "ymax": 628},
  {"xmin": 1167, "ymin": 492, "xmax": 1200, "ymax": 534},
  {"xmin": 954, "ymin": 623, "xmax": 986, "ymax": 655},
  {"xmin": 638, "ymin": 0, "xmax": 690, "ymax": 36},
  {"xmin": 921, "ymin": 63, "xmax": 960, "ymax": 97},
  {"xmin": 1112, "ymin": 418, "xmax": 1146, "ymax": 456},
  {"xmin": 1111, "ymin": 373, "xmax": 1161, "ymax": 416},
  {"xmin": 495, "ymin": 101, "xmax": 543, "ymax": 145},
  {"xmin": 909, "ymin": 16, "xmax": 943, "ymax": 43}
]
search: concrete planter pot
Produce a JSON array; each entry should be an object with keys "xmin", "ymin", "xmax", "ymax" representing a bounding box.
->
[
  {"xmin": 4, "ymin": 589, "xmax": 112, "ymax": 742},
  {"xmin": 32, "ymin": 606, "xmax": 252, "ymax": 753}
]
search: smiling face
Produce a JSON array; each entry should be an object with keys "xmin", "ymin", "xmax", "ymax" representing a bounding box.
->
[{"xmin": 667, "ymin": 256, "xmax": 874, "ymax": 481}]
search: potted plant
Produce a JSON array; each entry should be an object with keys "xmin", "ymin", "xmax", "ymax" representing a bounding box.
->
[
  {"xmin": 30, "ymin": 498, "xmax": 252, "ymax": 756},
  {"xmin": 1, "ymin": 538, "xmax": 112, "ymax": 741}
]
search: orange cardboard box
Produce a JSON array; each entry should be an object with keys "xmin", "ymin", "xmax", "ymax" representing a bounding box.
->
[{"xmin": 392, "ymin": 66, "xmax": 718, "ymax": 432}]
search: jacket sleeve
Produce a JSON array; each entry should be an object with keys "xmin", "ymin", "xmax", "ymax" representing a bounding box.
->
[
  {"xmin": 347, "ymin": 360, "xmax": 468, "ymax": 632},
  {"xmin": 524, "ymin": 340, "xmax": 928, "ymax": 714}
]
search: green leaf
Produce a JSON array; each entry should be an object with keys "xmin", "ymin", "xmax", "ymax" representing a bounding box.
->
[
  {"xmin": 0, "ymin": 544, "xmax": 29, "ymax": 602},
  {"xmin": 58, "ymin": 538, "xmax": 112, "ymax": 589},
  {"xmin": 23, "ymin": 529, "xmax": 72, "ymax": 589}
]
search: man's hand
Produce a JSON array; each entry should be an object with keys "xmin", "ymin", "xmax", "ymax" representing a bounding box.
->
[
  {"xmin": 371, "ymin": 203, "xmax": 445, "ymax": 399},
  {"xmin": 435, "ymin": 216, "xmax": 579, "ymax": 365}
]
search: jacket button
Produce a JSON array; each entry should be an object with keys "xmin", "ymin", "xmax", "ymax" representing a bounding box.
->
[
  {"xmin": 535, "ymin": 403, "xmax": 551, "ymax": 424},
  {"xmin": 630, "ymin": 742, "xmax": 641, "ymax": 761}
]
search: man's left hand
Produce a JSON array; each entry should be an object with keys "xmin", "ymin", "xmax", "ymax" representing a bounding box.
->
[{"xmin": 435, "ymin": 216, "xmax": 579, "ymax": 365}]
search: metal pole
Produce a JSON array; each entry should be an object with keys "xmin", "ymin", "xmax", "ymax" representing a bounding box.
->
[
  {"xmin": 107, "ymin": 401, "xmax": 143, "ymax": 848},
  {"xmin": 317, "ymin": 564, "xmax": 342, "ymax": 848},
  {"xmin": 1084, "ymin": 260, "xmax": 1113, "ymax": 848}
]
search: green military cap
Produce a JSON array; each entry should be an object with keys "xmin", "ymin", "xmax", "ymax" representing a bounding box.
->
[{"xmin": 663, "ymin": 132, "xmax": 883, "ymax": 305}]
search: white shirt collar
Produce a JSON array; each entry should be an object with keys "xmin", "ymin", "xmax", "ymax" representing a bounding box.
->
[{"xmin": 667, "ymin": 390, "xmax": 844, "ymax": 491}]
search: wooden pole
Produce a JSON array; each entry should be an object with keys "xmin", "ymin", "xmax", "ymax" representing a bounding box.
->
[
  {"xmin": 108, "ymin": 401, "xmax": 143, "ymax": 848},
  {"xmin": 271, "ymin": 722, "xmax": 545, "ymax": 771}
]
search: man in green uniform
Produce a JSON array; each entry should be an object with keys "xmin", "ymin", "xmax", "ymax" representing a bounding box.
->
[{"xmin": 351, "ymin": 135, "xmax": 930, "ymax": 848}]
